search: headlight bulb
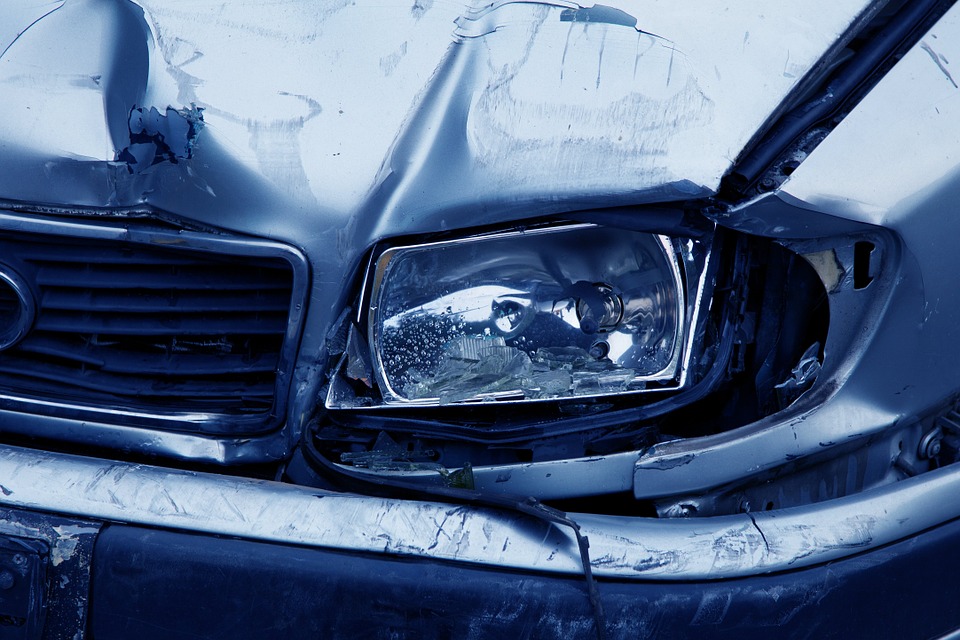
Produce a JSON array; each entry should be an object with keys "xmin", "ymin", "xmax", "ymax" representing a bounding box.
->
[{"xmin": 575, "ymin": 282, "xmax": 623, "ymax": 334}]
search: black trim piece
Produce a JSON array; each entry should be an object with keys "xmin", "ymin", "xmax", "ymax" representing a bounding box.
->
[{"xmin": 90, "ymin": 517, "xmax": 960, "ymax": 639}]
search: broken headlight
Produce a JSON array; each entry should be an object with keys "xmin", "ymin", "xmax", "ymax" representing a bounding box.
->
[{"xmin": 328, "ymin": 223, "xmax": 716, "ymax": 408}]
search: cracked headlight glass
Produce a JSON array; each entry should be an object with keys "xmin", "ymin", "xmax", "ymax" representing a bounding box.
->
[{"xmin": 350, "ymin": 223, "xmax": 707, "ymax": 406}]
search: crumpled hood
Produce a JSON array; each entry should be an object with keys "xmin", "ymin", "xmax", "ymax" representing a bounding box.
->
[
  {"xmin": 2, "ymin": 0, "xmax": 872, "ymax": 241},
  {"xmin": 0, "ymin": 0, "xmax": 877, "ymax": 447}
]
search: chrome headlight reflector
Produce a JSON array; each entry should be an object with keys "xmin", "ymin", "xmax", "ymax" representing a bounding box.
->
[{"xmin": 329, "ymin": 223, "xmax": 714, "ymax": 408}]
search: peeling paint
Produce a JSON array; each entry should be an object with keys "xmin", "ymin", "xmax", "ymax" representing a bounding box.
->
[
  {"xmin": 643, "ymin": 453, "xmax": 696, "ymax": 470},
  {"xmin": 117, "ymin": 104, "xmax": 204, "ymax": 171},
  {"xmin": 50, "ymin": 524, "xmax": 99, "ymax": 567},
  {"xmin": 803, "ymin": 249, "xmax": 845, "ymax": 292}
]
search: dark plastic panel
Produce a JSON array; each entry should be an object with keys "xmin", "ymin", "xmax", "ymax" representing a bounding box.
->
[{"xmin": 90, "ymin": 518, "xmax": 960, "ymax": 639}]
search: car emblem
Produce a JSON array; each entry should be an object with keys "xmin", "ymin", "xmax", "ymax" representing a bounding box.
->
[{"xmin": 0, "ymin": 266, "xmax": 36, "ymax": 352}]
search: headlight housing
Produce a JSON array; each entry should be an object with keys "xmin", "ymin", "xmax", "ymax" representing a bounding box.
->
[{"xmin": 327, "ymin": 222, "xmax": 717, "ymax": 408}]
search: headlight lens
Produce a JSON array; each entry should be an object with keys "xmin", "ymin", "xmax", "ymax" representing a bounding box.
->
[{"xmin": 366, "ymin": 224, "xmax": 693, "ymax": 405}]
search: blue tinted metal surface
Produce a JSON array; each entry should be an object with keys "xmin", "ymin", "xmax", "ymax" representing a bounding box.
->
[
  {"xmin": 0, "ymin": 0, "xmax": 872, "ymax": 461},
  {"xmin": 634, "ymin": 0, "xmax": 960, "ymax": 503},
  {"xmin": 3, "ymin": 2, "xmax": 960, "ymax": 635}
]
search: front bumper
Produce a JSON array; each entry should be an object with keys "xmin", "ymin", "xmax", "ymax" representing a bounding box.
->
[{"xmin": 1, "ymin": 443, "xmax": 959, "ymax": 638}]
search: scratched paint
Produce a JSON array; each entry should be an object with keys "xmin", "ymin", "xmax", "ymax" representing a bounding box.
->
[{"xmin": 920, "ymin": 40, "xmax": 958, "ymax": 88}]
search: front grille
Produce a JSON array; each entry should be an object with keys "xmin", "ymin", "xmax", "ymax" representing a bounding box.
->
[{"xmin": 0, "ymin": 222, "xmax": 306, "ymax": 436}]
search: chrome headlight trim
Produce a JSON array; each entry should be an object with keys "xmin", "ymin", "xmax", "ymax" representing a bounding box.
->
[{"xmin": 328, "ymin": 221, "xmax": 717, "ymax": 409}]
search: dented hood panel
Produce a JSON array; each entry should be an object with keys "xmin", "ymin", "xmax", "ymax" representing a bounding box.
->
[
  {"xmin": 0, "ymin": 0, "xmax": 877, "ymax": 453},
  {"xmin": 1, "ymin": 0, "xmax": 872, "ymax": 241}
]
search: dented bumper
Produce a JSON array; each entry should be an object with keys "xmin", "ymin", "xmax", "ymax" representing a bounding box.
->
[{"xmin": 2, "ymin": 443, "xmax": 960, "ymax": 637}]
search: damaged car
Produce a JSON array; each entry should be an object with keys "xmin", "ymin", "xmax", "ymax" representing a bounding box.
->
[{"xmin": 0, "ymin": 0, "xmax": 959, "ymax": 637}]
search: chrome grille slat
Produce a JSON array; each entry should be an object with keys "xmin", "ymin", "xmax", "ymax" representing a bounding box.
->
[
  {"xmin": 40, "ymin": 288, "xmax": 291, "ymax": 313},
  {"xmin": 32, "ymin": 311, "xmax": 288, "ymax": 335},
  {"xmin": 35, "ymin": 264, "xmax": 289, "ymax": 290},
  {"xmin": 18, "ymin": 334, "xmax": 280, "ymax": 375},
  {"xmin": 0, "ymin": 355, "xmax": 275, "ymax": 399}
]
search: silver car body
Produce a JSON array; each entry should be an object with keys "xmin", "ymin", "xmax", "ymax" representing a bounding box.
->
[{"xmin": 0, "ymin": 0, "xmax": 959, "ymax": 634}]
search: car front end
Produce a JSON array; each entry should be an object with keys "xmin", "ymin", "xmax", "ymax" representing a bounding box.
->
[{"xmin": 1, "ymin": 0, "xmax": 959, "ymax": 637}]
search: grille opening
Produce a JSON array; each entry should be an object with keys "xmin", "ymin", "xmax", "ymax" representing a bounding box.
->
[{"xmin": 0, "ymin": 231, "xmax": 301, "ymax": 436}]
